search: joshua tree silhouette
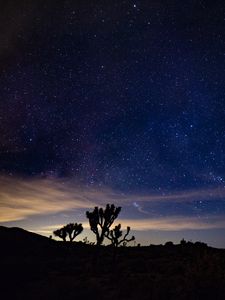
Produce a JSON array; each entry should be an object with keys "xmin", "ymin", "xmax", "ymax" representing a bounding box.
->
[
  {"xmin": 86, "ymin": 204, "xmax": 121, "ymax": 245},
  {"xmin": 53, "ymin": 223, "xmax": 83, "ymax": 242},
  {"xmin": 64, "ymin": 223, "xmax": 83, "ymax": 242},
  {"xmin": 53, "ymin": 227, "xmax": 67, "ymax": 242},
  {"xmin": 105, "ymin": 224, "xmax": 135, "ymax": 247}
]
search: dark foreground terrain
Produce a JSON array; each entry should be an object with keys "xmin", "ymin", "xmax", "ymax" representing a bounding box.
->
[{"xmin": 1, "ymin": 226, "xmax": 225, "ymax": 300}]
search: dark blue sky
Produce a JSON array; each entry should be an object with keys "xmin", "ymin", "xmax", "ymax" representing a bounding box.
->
[{"xmin": 1, "ymin": 1, "xmax": 225, "ymax": 246}]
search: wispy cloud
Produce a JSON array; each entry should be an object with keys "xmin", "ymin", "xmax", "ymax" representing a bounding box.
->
[
  {"xmin": 117, "ymin": 216, "xmax": 225, "ymax": 231},
  {"xmin": 0, "ymin": 176, "xmax": 97, "ymax": 222},
  {"xmin": 0, "ymin": 175, "xmax": 225, "ymax": 223}
]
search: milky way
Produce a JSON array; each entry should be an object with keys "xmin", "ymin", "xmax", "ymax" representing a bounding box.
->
[{"xmin": 0, "ymin": 1, "xmax": 225, "ymax": 246}]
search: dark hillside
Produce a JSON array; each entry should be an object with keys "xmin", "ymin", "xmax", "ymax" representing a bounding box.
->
[
  {"xmin": 1, "ymin": 226, "xmax": 225, "ymax": 300},
  {"xmin": 0, "ymin": 225, "xmax": 58, "ymax": 256}
]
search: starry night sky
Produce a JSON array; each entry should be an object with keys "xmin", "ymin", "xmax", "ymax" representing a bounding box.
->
[{"xmin": 1, "ymin": 1, "xmax": 225, "ymax": 247}]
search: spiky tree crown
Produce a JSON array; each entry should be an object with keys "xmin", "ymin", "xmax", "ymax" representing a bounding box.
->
[
  {"xmin": 86, "ymin": 204, "xmax": 121, "ymax": 245},
  {"xmin": 53, "ymin": 223, "xmax": 83, "ymax": 242},
  {"xmin": 106, "ymin": 224, "xmax": 135, "ymax": 247}
]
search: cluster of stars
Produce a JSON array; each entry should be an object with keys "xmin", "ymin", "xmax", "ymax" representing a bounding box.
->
[{"xmin": 0, "ymin": 1, "xmax": 225, "ymax": 227}]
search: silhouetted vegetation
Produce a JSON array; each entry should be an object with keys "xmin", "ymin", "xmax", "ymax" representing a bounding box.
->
[
  {"xmin": 53, "ymin": 223, "xmax": 83, "ymax": 242},
  {"xmin": 53, "ymin": 227, "xmax": 67, "ymax": 241},
  {"xmin": 83, "ymin": 236, "xmax": 95, "ymax": 245},
  {"xmin": 1, "ymin": 225, "xmax": 225, "ymax": 300},
  {"xmin": 165, "ymin": 241, "xmax": 174, "ymax": 247},
  {"xmin": 105, "ymin": 224, "xmax": 135, "ymax": 247},
  {"xmin": 86, "ymin": 204, "xmax": 121, "ymax": 245},
  {"xmin": 1, "ymin": 204, "xmax": 225, "ymax": 300}
]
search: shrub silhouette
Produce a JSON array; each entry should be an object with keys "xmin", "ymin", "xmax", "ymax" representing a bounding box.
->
[
  {"xmin": 106, "ymin": 224, "xmax": 135, "ymax": 247},
  {"xmin": 86, "ymin": 204, "xmax": 121, "ymax": 245},
  {"xmin": 83, "ymin": 236, "xmax": 95, "ymax": 245},
  {"xmin": 165, "ymin": 241, "xmax": 174, "ymax": 247},
  {"xmin": 53, "ymin": 223, "xmax": 83, "ymax": 242},
  {"xmin": 180, "ymin": 238, "xmax": 187, "ymax": 246}
]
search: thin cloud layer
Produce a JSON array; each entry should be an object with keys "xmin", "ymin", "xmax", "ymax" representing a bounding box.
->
[
  {"xmin": 0, "ymin": 176, "xmax": 97, "ymax": 222},
  {"xmin": 117, "ymin": 216, "xmax": 225, "ymax": 231},
  {"xmin": 1, "ymin": 175, "xmax": 225, "ymax": 223}
]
